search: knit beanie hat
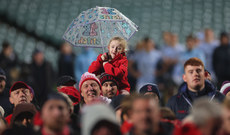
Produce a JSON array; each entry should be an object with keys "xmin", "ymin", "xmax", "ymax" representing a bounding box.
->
[
  {"xmin": 99, "ymin": 73, "xmax": 118, "ymax": 87},
  {"xmin": 57, "ymin": 76, "xmax": 76, "ymax": 87},
  {"xmin": 139, "ymin": 83, "xmax": 160, "ymax": 99},
  {"xmin": 10, "ymin": 103, "xmax": 37, "ymax": 124},
  {"xmin": 79, "ymin": 72, "xmax": 101, "ymax": 93},
  {"xmin": 220, "ymin": 81, "xmax": 230, "ymax": 95}
]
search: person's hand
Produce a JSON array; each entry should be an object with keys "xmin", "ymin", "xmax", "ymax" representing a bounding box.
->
[
  {"xmin": 120, "ymin": 90, "xmax": 130, "ymax": 95},
  {"xmin": 101, "ymin": 53, "xmax": 108, "ymax": 62},
  {"xmin": 103, "ymin": 62, "xmax": 108, "ymax": 67}
]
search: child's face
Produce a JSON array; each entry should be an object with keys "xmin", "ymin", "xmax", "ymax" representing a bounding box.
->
[{"xmin": 108, "ymin": 40, "xmax": 124, "ymax": 59}]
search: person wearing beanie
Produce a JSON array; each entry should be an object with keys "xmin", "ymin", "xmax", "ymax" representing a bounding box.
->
[
  {"xmin": 10, "ymin": 103, "xmax": 37, "ymax": 127},
  {"xmin": 57, "ymin": 75, "xmax": 80, "ymax": 105},
  {"xmin": 100, "ymin": 73, "xmax": 119, "ymax": 99},
  {"xmin": 220, "ymin": 81, "xmax": 230, "ymax": 97},
  {"xmin": 2, "ymin": 103, "xmax": 37, "ymax": 135},
  {"xmin": 57, "ymin": 75, "xmax": 77, "ymax": 90},
  {"xmin": 5, "ymin": 81, "xmax": 34, "ymax": 124},
  {"xmin": 79, "ymin": 72, "xmax": 102, "ymax": 104},
  {"xmin": 81, "ymin": 103, "xmax": 121, "ymax": 135},
  {"xmin": 139, "ymin": 83, "xmax": 161, "ymax": 102}
]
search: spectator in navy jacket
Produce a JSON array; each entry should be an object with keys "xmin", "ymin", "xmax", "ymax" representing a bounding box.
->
[{"xmin": 167, "ymin": 57, "xmax": 225, "ymax": 120}]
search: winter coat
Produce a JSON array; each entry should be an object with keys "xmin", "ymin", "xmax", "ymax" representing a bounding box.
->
[
  {"xmin": 58, "ymin": 53, "xmax": 75, "ymax": 77},
  {"xmin": 0, "ymin": 88, "xmax": 13, "ymax": 117},
  {"xmin": 88, "ymin": 53, "xmax": 130, "ymax": 93},
  {"xmin": 213, "ymin": 44, "xmax": 230, "ymax": 86},
  {"xmin": 167, "ymin": 81, "xmax": 225, "ymax": 120}
]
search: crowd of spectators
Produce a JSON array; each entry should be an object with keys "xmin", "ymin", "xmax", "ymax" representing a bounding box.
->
[{"xmin": 0, "ymin": 28, "xmax": 230, "ymax": 135}]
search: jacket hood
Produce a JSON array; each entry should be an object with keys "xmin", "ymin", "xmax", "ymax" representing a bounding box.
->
[{"xmin": 81, "ymin": 103, "xmax": 118, "ymax": 135}]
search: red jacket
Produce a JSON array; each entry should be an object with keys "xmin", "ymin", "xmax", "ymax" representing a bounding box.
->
[{"xmin": 88, "ymin": 53, "xmax": 130, "ymax": 93}]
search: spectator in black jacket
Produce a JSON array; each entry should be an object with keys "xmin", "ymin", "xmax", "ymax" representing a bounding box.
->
[
  {"xmin": 29, "ymin": 49, "xmax": 55, "ymax": 105},
  {"xmin": 58, "ymin": 43, "xmax": 75, "ymax": 77},
  {"xmin": 213, "ymin": 32, "xmax": 230, "ymax": 89},
  {"xmin": 0, "ymin": 41, "xmax": 19, "ymax": 87},
  {"xmin": 167, "ymin": 57, "xmax": 225, "ymax": 120},
  {"xmin": 0, "ymin": 67, "xmax": 13, "ymax": 117}
]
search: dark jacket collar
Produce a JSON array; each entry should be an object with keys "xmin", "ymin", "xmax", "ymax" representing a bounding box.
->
[{"xmin": 178, "ymin": 80, "xmax": 216, "ymax": 97}]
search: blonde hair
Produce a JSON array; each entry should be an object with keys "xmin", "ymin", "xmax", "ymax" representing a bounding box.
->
[{"xmin": 108, "ymin": 37, "xmax": 128, "ymax": 51}]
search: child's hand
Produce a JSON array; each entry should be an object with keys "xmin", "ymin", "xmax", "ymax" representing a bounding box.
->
[
  {"xmin": 103, "ymin": 62, "xmax": 108, "ymax": 67},
  {"xmin": 101, "ymin": 53, "xmax": 108, "ymax": 62}
]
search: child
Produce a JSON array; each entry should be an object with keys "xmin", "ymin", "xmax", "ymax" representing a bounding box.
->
[{"xmin": 88, "ymin": 37, "xmax": 130, "ymax": 95}]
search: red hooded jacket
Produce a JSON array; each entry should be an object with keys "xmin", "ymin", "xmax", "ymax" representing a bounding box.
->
[{"xmin": 88, "ymin": 53, "xmax": 130, "ymax": 93}]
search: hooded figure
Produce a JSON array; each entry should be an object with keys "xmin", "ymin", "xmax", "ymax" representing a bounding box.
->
[{"xmin": 81, "ymin": 103, "xmax": 121, "ymax": 135}]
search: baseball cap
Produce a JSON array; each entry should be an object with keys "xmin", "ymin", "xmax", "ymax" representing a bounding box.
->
[{"xmin": 9, "ymin": 81, "xmax": 32, "ymax": 95}]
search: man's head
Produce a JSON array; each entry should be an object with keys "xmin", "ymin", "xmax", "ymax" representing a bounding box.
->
[
  {"xmin": 60, "ymin": 42, "xmax": 72, "ymax": 55},
  {"xmin": 33, "ymin": 49, "xmax": 44, "ymax": 66},
  {"xmin": 9, "ymin": 81, "xmax": 33, "ymax": 107},
  {"xmin": 183, "ymin": 57, "xmax": 205, "ymax": 92},
  {"xmin": 57, "ymin": 75, "xmax": 76, "ymax": 90},
  {"xmin": 188, "ymin": 98, "xmax": 222, "ymax": 135},
  {"xmin": 130, "ymin": 95, "xmax": 160, "ymax": 134},
  {"xmin": 41, "ymin": 93, "xmax": 70, "ymax": 132},
  {"xmin": 139, "ymin": 83, "xmax": 160, "ymax": 102},
  {"xmin": 0, "ymin": 68, "xmax": 6, "ymax": 93},
  {"xmin": 204, "ymin": 28, "xmax": 215, "ymax": 43},
  {"xmin": 79, "ymin": 72, "xmax": 101, "ymax": 104},
  {"xmin": 100, "ymin": 73, "xmax": 118, "ymax": 99},
  {"xmin": 171, "ymin": 33, "xmax": 179, "ymax": 46},
  {"xmin": 220, "ymin": 32, "xmax": 229, "ymax": 45},
  {"xmin": 2, "ymin": 41, "xmax": 13, "ymax": 57},
  {"xmin": 186, "ymin": 35, "xmax": 196, "ymax": 50},
  {"xmin": 11, "ymin": 103, "xmax": 37, "ymax": 127},
  {"xmin": 81, "ymin": 103, "xmax": 120, "ymax": 135}
]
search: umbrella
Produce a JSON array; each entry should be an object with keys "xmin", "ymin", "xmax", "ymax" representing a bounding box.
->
[{"xmin": 63, "ymin": 6, "xmax": 138, "ymax": 51}]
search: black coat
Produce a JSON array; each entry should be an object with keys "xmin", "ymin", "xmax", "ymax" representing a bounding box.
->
[
  {"xmin": 167, "ymin": 81, "xmax": 225, "ymax": 120},
  {"xmin": 0, "ymin": 88, "xmax": 13, "ymax": 117},
  {"xmin": 213, "ymin": 44, "xmax": 230, "ymax": 87},
  {"xmin": 29, "ymin": 61, "xmax": 55, "ymax": 105},
  {"xmin": 58, "ymin": 53, "xmax": 75, "ymax": 77}
]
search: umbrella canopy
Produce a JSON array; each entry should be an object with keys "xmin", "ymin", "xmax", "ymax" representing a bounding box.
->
[{"xmin": 63, "ymin": 6, "xmax": 138, "ymax": 48}]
